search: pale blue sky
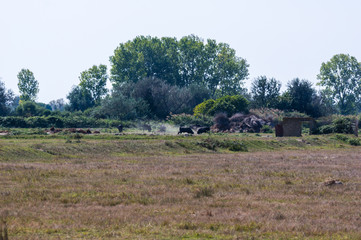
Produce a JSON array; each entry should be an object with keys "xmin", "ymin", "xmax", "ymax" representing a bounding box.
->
[{"xmin": 1, "ymin": 0, "xmax": 361, "ymax": 103}]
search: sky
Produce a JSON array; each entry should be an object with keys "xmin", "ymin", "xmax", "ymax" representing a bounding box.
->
[{"xmin": 1, "ymin": 0, "xmax": 361, "ymax": 103}]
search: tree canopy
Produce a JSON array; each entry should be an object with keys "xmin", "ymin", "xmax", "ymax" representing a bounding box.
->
[
  {"xmin": 79, "ymin": 64, "xmax": 108, "ymax": 104},
  {"xmin": 0, "ymin": 80, "xmax": 14, "ymax": 116},
  {"xmin": 110, "ymin": 35, "xmax": 249, "ymax": 98},
  {"xmin": 251, "ymin": 76, "xmax": 281, "ymax": 108},
  {"xmin": 17, "ymin": 69, "xmax": 39, "ymax": 101},
  {"xmin": 317, "ymin": 54, "xmax": 361, "ymax": 114}
]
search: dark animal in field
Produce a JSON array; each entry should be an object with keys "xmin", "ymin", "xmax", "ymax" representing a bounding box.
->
[
  {"xmin": 93, "ymin": 130, "xmax": 100, "ymax": 134},
  {"xmin": 86, "ymin": 129, "xmax": 92, "ymax": 134},
  {"xmin": 324, "ymin": 179, "xmax": 343, "ymax": 186},
  {"xmin": 117, "ymin": 124, "xmax": 123, "ymax": 133},
  {"xmin": 49, "ymin": 127, "xmax": 62, "ymax": 133},
  {"xmin": 76, "ymin": 129, "xmax": 87, "ymax": 134},
  {"xmin": 197, "ymin": 127, "xmax": 210, "ymax": 134},
  {"xmin": 178, "ymin": 127, "xmax": 194, "ymax": 134}
]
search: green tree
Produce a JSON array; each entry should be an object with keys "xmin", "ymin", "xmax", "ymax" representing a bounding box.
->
[
  {"xmin": 287, "ymin": 78, "xmax": 316, "ymax": 115},
  {"xmin": 0, "ymin": 79, "xmax": 14, "ymax": 116},
  {"xmin": 317, "ymin": 54, "xmax": 361, "ymax": 114},
  {"xmin": 17, "ymin": 69, "xmax": 39, "ymax": 101},
  {"xmin": 109, "ymin": 35, "xmax": 249, "ymax": 97},
  {"xmin": 251, "ymin": 76, "xmax": 281, "ymax": 108},
  {"xmin": 79, "ymin": 64, "xmax": 108, "ymax": 104},
  {"xmin": 66, "ymin": 86, "xmax": 94, "ymax": 111}
]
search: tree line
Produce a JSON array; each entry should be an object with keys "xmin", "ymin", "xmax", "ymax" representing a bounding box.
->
[{"xmin": 1, "ymin": 35, "xmax": 361, "ymax": 122}]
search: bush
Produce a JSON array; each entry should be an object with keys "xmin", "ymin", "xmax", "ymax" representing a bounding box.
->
[
  {"xmin": 261, "ymin": 125, "xmax": 273, "ymax": 133},
  {"xmin": 333, "ymin": 116, "xmax": 355, "ymax": 134},
  {"xmin": 349, "ymin": 138, "xmax": 361, "ymax": 146},
  {"xmin": 194, "ymin": 95, "xmax": 249, "ymax": 117},
  {"xmin": 318, "ymin": 125, "xmax": 334, "ymax": 134},
  {"xmin": 0, "ymin": 117, "xmax": 27, "ymax": 128},
  {"xmin": 167, "ymin": 113, "xmax": 212, "ymax": 127},
  {"xmin": 193, "ymin": 99, "xmax": 216, "ymax": 116},
  {"xmin": 26, "ymin": 117, "xmax": 48, "ymax": 128},
  {"xmin": 46, "ymin": 116, "xmax": 64, "ymax": 128}
]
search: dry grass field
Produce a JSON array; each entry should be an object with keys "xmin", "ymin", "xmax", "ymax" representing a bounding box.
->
[{"xmin": 0, "ymin": 134, "xmax": 361, "ymax": 239}]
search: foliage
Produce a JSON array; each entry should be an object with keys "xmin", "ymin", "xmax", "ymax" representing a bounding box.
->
[
  {"xmin": 251, "ymin": 76, "xmax": 281, "ymax": 108},
  {"xmin": 193, "ymin": 99, "xmax": 216, "ymax": 117},
  {"xmin": 314, "ymin": 115, "xmax": 358, "ymax": 135},
  {"xmin": 317, "ymin": 54, "xmax": 361, "ymax": 114},
  {"xmin": 194, "ymin": 95, "xmax": 249, "ymax": 117},
  {"xmin": 287, "ymin": 78, "xmax": 321, "ymax": 117},
  {"xmin": 318, "ymin": 125, "xmax": 334, "ymax": 134},
  {"xmin": 332, "ymin": 116, "xmax": 356, "ymax": 134},
  {"xmin": 66, "ymin": 86, "xmax": 95, "ymax": 111},
  {"xmin": 167, "ymin": 113, "xmax": 213, "ymax": 127},
  {"xmin": 79, "ymin": 64, "xmax": 108, "ymax": 104},
  {"xmin": 261, "ymin": 125, "xmax": 273, "ymax": 133},
  {"xmin": 99, "ymin": 86, "xmax": 149, "ymax": 120},
  {"xmin": 15, "ymin": 101, "xmax": 50, "ymax": 117},
  {"xmin": 348, "ymin": 138, "xmax": 361, "ymax": 146},
  {"xmin": 110, "ymin": 35, "xmax": 249, "ymax": 98},
  {"xmin": 17, "ymin": 69, "xmax": 39, "ymax": 101},
  {"xmin": 48, "ymin": 99, "xmax": 65, "ymax": 111},
  {"xmin": 0, "ymin": 80, "xmax": 14, "ymax": 116}
]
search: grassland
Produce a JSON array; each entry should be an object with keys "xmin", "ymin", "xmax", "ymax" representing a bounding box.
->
[{"xmin": 1, "ymin": 132, "xmax": 361, "ymax": 239}]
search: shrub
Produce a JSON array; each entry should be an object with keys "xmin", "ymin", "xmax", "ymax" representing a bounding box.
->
[
  {"xmin": 261, "ymin": 125, "xmax": 273, "ymax": 133},
  {"xmin": 318, "ymin": 125, "xmax": 334, "ymax": 134},
  {"xmin": 193, "ymin": 99, "xmax": 215, "ymax": 116},
  {"xmin": 349, "ymin": 138, "xmax": 361, "ymax": 146},
  {"xmin": 194, "ymin": 95, "xmax": 249, "ymax": 117},
  {"xmin": 0, "ymin": 117, "xmax": 27, "ymax": 128},
  {"xmin": 209, "ymin": 95, "xmax": 249, "ymax": 116},
  {"xmin": 26, "ymin": 117, "xmax": 48, "ymax": 128},
  {"xmin": 333, "ymin": 116, "xmax": 355, "ymax": 134},
  {"xmin": 335, "ymin": 134, "xmax": 349, "ymax": 142},
  {"xmin": 46, "ymin": 116, "xmax": 64, "ymax": 128},
  {"xmin": 167, "ymin": 113, "xmax": 212, "ymax": 127}
]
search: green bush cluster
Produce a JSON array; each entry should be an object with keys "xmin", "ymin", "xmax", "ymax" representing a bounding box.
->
[
  {"xmin": 314, "ymin": 115, "xmax": 358, "ymax": 135},
  {"xmin": 0, "ymin": 116, "xmax": 123, "ymax": 128},
  {"xmin": 167, "ymin": 113, "xmax": 213, "ymax": 127},
  {"xmin": 194, "ymin": 95, "xmax": 249, "ymax": 117}
]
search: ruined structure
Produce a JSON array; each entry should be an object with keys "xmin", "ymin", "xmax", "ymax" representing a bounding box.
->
[{"xmin": 275, "ymin": 117, "xmax": 316, "ymax": 137}]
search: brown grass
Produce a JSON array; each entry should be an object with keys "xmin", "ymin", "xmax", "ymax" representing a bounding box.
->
[{"xmin": 0, "ymin": 138, "xmax": 361, "ymax": 239}]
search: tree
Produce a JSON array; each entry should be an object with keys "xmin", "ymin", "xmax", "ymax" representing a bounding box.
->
[
  {"xmin": 109, "ymin": 35, "xmax": 249, "ymax": 98},
  {"xmin": 251, "ymin": 76, "xmax": 281, "ymax": 108},
  {"xmin": 317, "ymin": 54, "xmax": 361, "ymax": 114},
  {"xmin": 66, "ymin": 86, "xmax": 94, "ymax": 111},
  {"xmin": 131, "ymin": 77, "xmax": 193, "ymax": 119},
  {"xmin": 17, "ymin": 69, "xmax": 39, "ymax": 101},
  {"xmin": 49, "ymin": 99, "xmax": 65, "ymax": 111},
  {"xmin": 79, "ymin": 64, "xmax": 108, "ymax": 104},
  {"xmin": 99, "ymin": 85, "xmax": 149, "ymax": 120},
  {"xmin": 0, "ymin": 80, "xmax": 14, "ymax": 116},
  {"xmin": 287, "ymin": 78, "xmax": 315, "ymax": 114}
]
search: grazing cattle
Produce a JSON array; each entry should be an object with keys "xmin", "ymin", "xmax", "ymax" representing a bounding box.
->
[
  {"xmin": 76, "ymin": 129, "xmax": 87, "ymax": 134},
  {"xmin": 178, "ymin": 127, "xmax": 194, "ymax": 134},
  {"xmin": 197, "ymin": 127, "xmax": 210, "ymax": 134},
  {"xmin": 117, "ymin": 124, "xmax": 123, "ymax": 133},
  {"xmin": 86, "ymin": 129, "xmax": 92, "ymax": 134}
]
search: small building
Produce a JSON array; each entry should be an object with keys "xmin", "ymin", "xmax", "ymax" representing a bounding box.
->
[{"xmin": 276, "ymin": 117, "xmax": 316, "ymax": 137}]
